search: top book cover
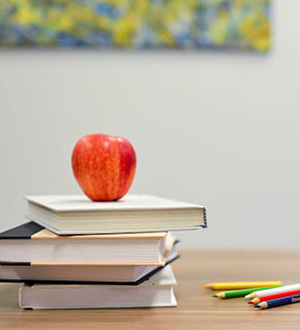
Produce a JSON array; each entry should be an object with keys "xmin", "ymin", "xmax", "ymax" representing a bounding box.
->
[{"xmin": 25, "ymin": 194, "xmax": 207, "ymax": 235}]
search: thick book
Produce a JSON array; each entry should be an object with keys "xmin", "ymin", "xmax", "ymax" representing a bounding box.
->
[
  {"xmin": 24, "ymin": 194, "xmax": 207, "ymax": 235},
  {"xmin": 0, "ymin": 222, "xmax": 174, "ymax": 265},
  {"xmin": 19, "ymin": 265, "xmax": 177, "ymax": 309},
  {"xmin": 0, "ymin": 241, "xmax": 179, "ymax": 284}
]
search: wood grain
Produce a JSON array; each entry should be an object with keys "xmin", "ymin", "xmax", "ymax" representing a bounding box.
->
[{"xmin": 1, "ymin": 249, "xmax": 300, "ymax": 330}]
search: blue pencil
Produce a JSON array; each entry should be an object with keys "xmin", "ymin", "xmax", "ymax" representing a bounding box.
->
[{"xmin": 255, "ymin": 294, "xmax": 300, "ymax": 309}]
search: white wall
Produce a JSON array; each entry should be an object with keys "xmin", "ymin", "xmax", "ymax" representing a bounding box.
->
[{"xmin": 1, "ymin": 0, "xmax": 300, "ymax": 248}]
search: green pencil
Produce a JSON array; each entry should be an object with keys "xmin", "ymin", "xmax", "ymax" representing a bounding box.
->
[{"xmin": 212, "ymin": 286, "xmax": 281, "ymax": 299}]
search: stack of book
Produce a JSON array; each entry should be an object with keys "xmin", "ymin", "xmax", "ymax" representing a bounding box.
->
[{"xmin": 0, "ymin": 194, "xmax": 206, "ymax": 309}]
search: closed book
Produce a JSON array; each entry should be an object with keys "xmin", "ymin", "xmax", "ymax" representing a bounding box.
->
[
  {"xmin": 25, "ymin": 194, "xmax": 207, "ymax": 235},
  {"xmin": 19, "ymin": 265, "xmax": 177, "ymax": 309},
  {"xmin": 0, "ymin": 241, "xmax": 179, "ymax": 284},
  {"xmin": 0, "ymin": 222, "xmax": 174, "ymax": 265}
]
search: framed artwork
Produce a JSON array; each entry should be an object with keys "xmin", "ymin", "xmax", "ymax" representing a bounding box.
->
[{"xmin": 0, "ymin": 0, "xmax": 271, "ymax": 52}]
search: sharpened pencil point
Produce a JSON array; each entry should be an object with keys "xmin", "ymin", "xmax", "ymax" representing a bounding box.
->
[
  {"xmin": 247, "ymin": 301, "xmax": 254, "ymax": 304},
  {"xmin": 212, "ymin": 294, "xmax": 218, "ymax": 298},
  {"xmin": 251, "ymin": 298, "xmax": 260, "ymax": 305},
  {"xmin": 202, "ymin": 284, "xmax": 211, "ymax": 289},
  {"xmin": 254, "ymin": 305, "xmax": 261, "ymax": 308}
]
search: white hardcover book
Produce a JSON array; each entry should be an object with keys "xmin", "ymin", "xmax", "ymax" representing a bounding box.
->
[
  {"xmin": 0, "ymin": 222, "xmax": 174, "ymax": 265},
  {"xmin": 0, "ymin": 243, "xmax": 179, "ymax": 284},
  {"xmin": 25, "ymin": 194, "xmax": 207, "ymax": 235},
  {"xmin": 19, "ymin": 265, "xmax": 177, "ymax": 309}
]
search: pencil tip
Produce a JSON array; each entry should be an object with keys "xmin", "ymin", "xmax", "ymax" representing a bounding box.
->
[
  {"xmin": 202, "ymin": 284, "xmax": 210, "ymax": 289},
  {"xmin": 247, "ymin": 301, "xmax": 253, "ymax": 305},
  {"xmin": 212, "ymin": 294, "xmax": 218, "ymax": 298},
  {"xmin": 254, "ymin": 305, "xmax": 261, "ymax": 309}
]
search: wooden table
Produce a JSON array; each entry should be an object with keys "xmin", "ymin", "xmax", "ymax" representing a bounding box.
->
[{"xmin": 1, "ymin": 250, "xmax": 300, "ymax": 330}]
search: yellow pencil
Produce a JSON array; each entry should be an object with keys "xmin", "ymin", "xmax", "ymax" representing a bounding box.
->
[{"xmin": 202, "ymin": 281, "xmax": 282, "ymax": 290}]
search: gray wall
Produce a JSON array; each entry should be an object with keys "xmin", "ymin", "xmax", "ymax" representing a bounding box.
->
[{"xmin": 1, "ymin": 0, "xmax": 299, "ymax": 248}]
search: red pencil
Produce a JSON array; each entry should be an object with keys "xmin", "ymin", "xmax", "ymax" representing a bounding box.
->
[{"xmin": 249, "ymin": 289, "xmax": 300, "ymax": 305}]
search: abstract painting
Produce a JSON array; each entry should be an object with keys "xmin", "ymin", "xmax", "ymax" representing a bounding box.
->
[{"xmin": 0, "ymin": 0, "xmax": 271, "ymax": 52}]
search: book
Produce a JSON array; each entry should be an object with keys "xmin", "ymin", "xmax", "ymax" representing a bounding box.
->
[
  {"xmin": 24, "ymin": 194, "xmax": 207, "ymax": 235},
  {"xmin": 0, "ymin": 241, "xmax": 179, "ymax": 284},
  {"xmin": 19, "ymin": 265, "xmax": 177, "ymax": 309},
  {"xmin": 0, "ymin": 222, "xmax": 174, "ymax": 265}
]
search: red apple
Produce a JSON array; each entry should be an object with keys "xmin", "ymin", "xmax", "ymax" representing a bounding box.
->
[{"xmin": 71, "ymin": 134, "xmax": 136, "ymax": 201}]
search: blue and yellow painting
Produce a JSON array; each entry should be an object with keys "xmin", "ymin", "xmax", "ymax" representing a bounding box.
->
[{"xmin": 0, "ymin": 0, "xmax": 271, "ymax": 51}]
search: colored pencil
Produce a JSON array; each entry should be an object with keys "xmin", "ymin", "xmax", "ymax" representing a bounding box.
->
[
  {"xmin": 255, "ymin": 294, "xmax": 300, "ymax": 309},
  {"xmin": 245, "ymin": 283, "xmax": 300, "ymax": 300},
  {"xmin": 249, "ymin": 289, "xmax": 300, "ymax": 305},
  {"xmin": 202, "ymin": 281, "xmax": 282, "ymax": 291},
  {"xmin": 213, "ymin": 286, "xmax": 281, "ymax": 299}
]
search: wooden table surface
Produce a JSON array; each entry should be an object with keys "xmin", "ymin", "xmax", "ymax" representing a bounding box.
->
[{"xmin": 1, "ymin": 249, "xmax": 300, "ymax": 330}]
